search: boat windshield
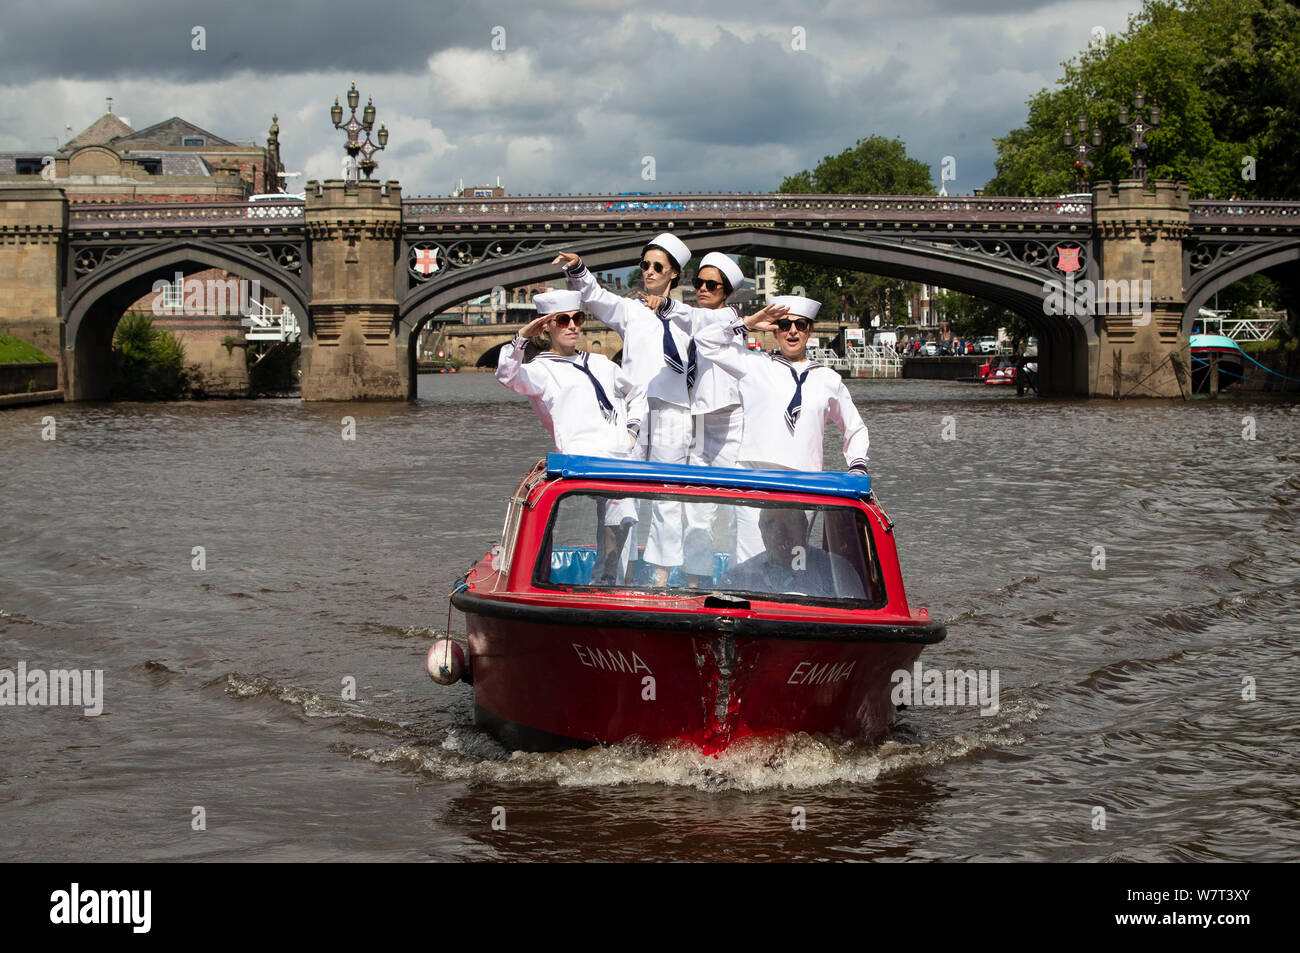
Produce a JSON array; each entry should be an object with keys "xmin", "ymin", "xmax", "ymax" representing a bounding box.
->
[{"xmin": 535, "ymin": 490, "xmax": 886, "ymax": 607}]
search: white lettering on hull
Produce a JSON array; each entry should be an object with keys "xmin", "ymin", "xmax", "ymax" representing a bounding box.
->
[
  {"xmin": 786, "ymin": 660, "xmax": 856, "ymax": 686},
  {"xmin": 572, "ymin": 643, "xmax": 653, "ymax": 675}
]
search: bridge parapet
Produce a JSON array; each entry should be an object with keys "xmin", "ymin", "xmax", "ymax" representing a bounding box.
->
[
  {"xmin": 402, "ymin": 193, "xmax": 1090, "ymax": 227},
  {"xmin": 68, "ymin": 200, "xmax": 304, "ymax": 230},
  {"xmin": 1189, "ymin": 199, "xmax": 1300, "ymax": 228}
]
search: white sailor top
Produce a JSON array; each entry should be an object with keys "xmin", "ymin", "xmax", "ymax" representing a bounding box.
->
[
  {"xmin": 694, "ymin": 320, "xmax": 869, "ymax": 473},
  {"xmin": 565, "ymin": 262, "xmax": 694, "ymax": 409},
  {"xmin": 496, "ymin": 338, "xmax": 646, "ymax": 458},
  {"xmin": 662, "ymin": 299, "xmax": 742, "ymax": 415}
]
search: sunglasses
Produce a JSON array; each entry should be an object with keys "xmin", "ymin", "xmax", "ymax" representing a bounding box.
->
[
  {"xmin": 639, "ymin": 259, "xmax": 667, "ymax": 273},
  {"xmin": 775, "ymin": 318, "xmax": 813, "ymax": 332},
  {"xmin": 693, "ymin": 278, "xmax": 724, "ymax": 292},
  {"xmin": 551, "ymin": 312, "xmax": 585, "ymax": 328}
]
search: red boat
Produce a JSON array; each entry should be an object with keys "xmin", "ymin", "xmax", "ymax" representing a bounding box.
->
[
  {"xmin": 981, "ymin": 361, "xmax": 1017, "ymax": 385},
  {"xmin": 430, "ymin": 454, "xmax": 945, "ymax": 752}
]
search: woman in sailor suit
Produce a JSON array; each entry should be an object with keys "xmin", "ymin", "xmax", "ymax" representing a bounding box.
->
[
  {"xmin": 641, "ymin": 253, "xmax": 762, "ymax": 583},
  {"xmin": 687, "ymin": 294, "xmax": 870, "ymax": 561},
  {"xmin": 551, "ymin": 234, "xmax": 696, "ymax": 586},
  {"xmin": 496, "ymin": 290, "xmax": 645, "ymax": 583}
]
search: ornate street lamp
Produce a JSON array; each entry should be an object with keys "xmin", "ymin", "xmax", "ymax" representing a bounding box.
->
[
  {"xmin": 330, "ymin": 82, "xmax": 387, "ymax": 187},
  {"xmin": 1118, "ymin": 90, "xmax": 1161, "ymax": 186},
  {"xmin": 1062, "ymin": 111, "xmax": 1103, "ymax": 192}
]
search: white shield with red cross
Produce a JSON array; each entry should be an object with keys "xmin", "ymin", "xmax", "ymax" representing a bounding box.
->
[{"xmin": 414, "ymin": 247, "xmax": 440, "ymax": 276}]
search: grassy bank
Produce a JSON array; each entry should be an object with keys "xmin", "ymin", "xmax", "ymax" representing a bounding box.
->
[{"xmin": 0, "ymin": 333, "xmax": 54, "ymax": 364}]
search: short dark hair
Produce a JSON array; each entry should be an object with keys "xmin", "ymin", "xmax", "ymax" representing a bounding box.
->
[
  {"xmin": 696, "ymin": 264, "xmax": 732, "ymax": 297},
  {"xmin": 641, "ymin": 242, "xmax": 682, "ymax": 290}
]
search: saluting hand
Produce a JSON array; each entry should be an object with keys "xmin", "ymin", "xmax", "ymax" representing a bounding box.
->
[
  {"xmin": 519, "ymin": 314, "xmax": 551, "ymax": 340},
  {"xmin": 552, "ymin": 251, "xmax": 582, "ymax": 270},
  {"xmin": 745, "ymin": 304, "xmax": 790, "ymax": 331}
]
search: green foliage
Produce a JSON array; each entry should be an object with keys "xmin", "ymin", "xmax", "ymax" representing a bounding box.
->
[
  {"xmin": 774, "ymin": 136, "xmax": 935, "ymax": 321},
  {"xmin": 932, "ymin": 289, "xmax": 1036, "ymax": 343},
  {"xmin": 1211, "ymin": 273, "xmax": 1281, "ymax": 320},
  {"xmin": 0, "ymin": 333, "xmax": 54, "ymax": 364},
  {"xmin": 985, "ymin": 0, "xmax": 1300, "ymax": 198},
  {"xmin": 112, "ymin": 311, "xmax": 191, "ymax": 399}
]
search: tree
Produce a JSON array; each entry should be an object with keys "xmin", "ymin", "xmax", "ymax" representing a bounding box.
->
[
  {"xmin": 773, "ymin": 136, "xmax": 935, "ymax": 322},
  {"xmin": 113, "ymin": 311, "xmax": 190, "ymax": 399},
  {"xmin": 984, "ymin": 0, "xmax": 1300, "ymax": 344},
  {"xmin": 985, "ymin": 0, "xmax": 1300, "ymax": 199}
]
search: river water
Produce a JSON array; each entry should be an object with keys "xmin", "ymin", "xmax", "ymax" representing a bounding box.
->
[{"xmin": 2, "ymin": 375, "xmax": 1297, "ymax": 862}]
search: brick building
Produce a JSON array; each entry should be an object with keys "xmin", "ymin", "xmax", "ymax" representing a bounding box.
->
[{"xmin": 0, "ymin": 111, "xmax": 290, "ymax": 393}]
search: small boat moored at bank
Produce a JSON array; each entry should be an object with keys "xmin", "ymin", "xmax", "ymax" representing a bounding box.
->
[{"xmin": 1189, "ymin": 333, "xmax": 1245, "ymax": 392}]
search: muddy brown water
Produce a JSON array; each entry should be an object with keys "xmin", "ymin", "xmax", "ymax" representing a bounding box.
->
[{"xmin": 2, "ymin": 376, "xmax": 1296, "ymax": 861}]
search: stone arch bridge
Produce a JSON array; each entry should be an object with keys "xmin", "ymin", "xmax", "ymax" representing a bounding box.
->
[{"xmin": 2, "ymin": 180, "xmax": 1297, "ymax": 400}]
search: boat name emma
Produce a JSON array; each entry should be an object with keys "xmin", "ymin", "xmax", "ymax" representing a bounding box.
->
[
  {"xmin": 572, "ymin": 643, "xmax": 654, "ymax": 675},
  {"xmin": 787, "ymin": 661, "xmax": 857, "ymax": 686}
]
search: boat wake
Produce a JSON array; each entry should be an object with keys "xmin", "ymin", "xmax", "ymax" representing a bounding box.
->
[{"xmin": 340, "ymin": 698, "xmax": 1044, "ymax": 792}]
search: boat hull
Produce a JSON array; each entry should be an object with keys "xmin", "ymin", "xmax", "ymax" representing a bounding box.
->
[{"xmin": 458, "ymin": 597, "xmax": 939, "ymax": 751}]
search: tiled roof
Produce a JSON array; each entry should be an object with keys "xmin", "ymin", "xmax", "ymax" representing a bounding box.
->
[
  {"xmin": 130, "ymin": 152, "xmax": 215, "ymax": 175},
  {"xmin": 115, "ymin": 117, "xmax": 234, "ymax": 149},
  {"xmin": 65, "ymin": 113, "xmax": 136, "ymax": 150}
]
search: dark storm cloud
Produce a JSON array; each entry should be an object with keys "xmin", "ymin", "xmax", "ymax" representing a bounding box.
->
[
  {"xmin": 0, "ymin": 0, "xmax": 557, "ymax": 82},
  {"xmin": 1, "ymin": 0, "xmax": 1145, "ymax": 197}
]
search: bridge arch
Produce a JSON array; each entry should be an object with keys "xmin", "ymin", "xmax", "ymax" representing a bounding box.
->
[
  {"xmin": 399, "ymin": 227, "xmax": 1094, "ymax": 395},
  {"xmin": 1182, "ymin": 239, "xmax": 1300, "ymax": 335},
  {"xmin": 64, "ymin": 240, "xmax": 311, "ymax": 400}
]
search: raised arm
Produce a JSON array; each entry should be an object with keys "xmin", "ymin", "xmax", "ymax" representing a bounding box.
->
[
  {"xmin": 827, "ymin": 378, "xmax": 870, "ymax": 473},
  {"xmin": 495, "ymin": 320, "xmax": 551, "ymax": 398},
  {"xmin": 691, "ymin": 315, "xmax": 756, "ymax": 380},
  {"xmin": 666, "ymin": 299, "xmax": 792, "ymax": 380},
  {"xmin": 660, "ymin": 298, "xmax": 739, "ymax": 337},
  {"xmin": 553, "ymin": 253, "xmax": 631, "ymax": 334}
]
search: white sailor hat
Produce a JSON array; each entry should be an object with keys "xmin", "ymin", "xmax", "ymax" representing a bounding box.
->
[
  {"xmin": 643, "ymin": 232, "xmax": 691, "ymax": 270},
  {"xmin": 698, "ymin": 252, "xmax": 745, "ymax": 294},
  {"xmin": 534, "ymin": 290, "xmax": 582, "ymax": 314},
  {"xmin": 769, "ymin": 295, "xmax": 821, "ymax": 320}
]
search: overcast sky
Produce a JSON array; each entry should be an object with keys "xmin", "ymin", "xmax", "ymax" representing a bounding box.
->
[{"xmin": 0, "ymin": 0, "xmax": 1146, "ymax": 197}]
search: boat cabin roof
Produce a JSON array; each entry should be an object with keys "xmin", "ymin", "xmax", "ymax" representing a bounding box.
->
[{"xmin": 545, "ymin": 453, "xmax": 871, "ymax": 500}]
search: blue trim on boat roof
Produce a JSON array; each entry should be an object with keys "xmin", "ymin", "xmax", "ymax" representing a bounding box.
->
[
  {"xmin": 1190, "ymin": 333, "xmax": 1243, "ymax": 351},
  {"xmin": 545, "ymin": 454, "xmax": 871, "ymax": 499}
]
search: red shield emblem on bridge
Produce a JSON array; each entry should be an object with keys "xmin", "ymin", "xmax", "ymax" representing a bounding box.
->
[
  {"xmin": 1055, "ymin": 246, "xmax": 1082, "ymax": 274},
  {"xmin": 414, "ymin": 247, "xmax": 440, "ymax": 275}
]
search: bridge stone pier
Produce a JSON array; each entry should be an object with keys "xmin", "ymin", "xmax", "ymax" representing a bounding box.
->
[
  {"xmin": 301, "ymin": 180, "xmax": 406, "ymax": 400},
  {"xmin": 0, "ymin": 187, "xmax": 66, "ymax": 380},
  {"xmin": 1093, "ymin": 180, "xmax": 1191, "ymax": 398}
]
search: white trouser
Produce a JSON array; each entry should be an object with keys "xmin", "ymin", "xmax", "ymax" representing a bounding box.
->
[
  {"xmin": 683, "ymin": 405, "xmax": 743, "ymax": 578},
  {"xmin": 643, "ymin": 401, "xmax": 692, "ymax": 568}
]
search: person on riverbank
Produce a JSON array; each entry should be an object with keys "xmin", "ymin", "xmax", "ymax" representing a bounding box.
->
[
  {"xmin": 552, "ymin": 234, "xmax": 694, "ymax": 584},
  {"xmin": 496, "ymin": 289, "xmax": 643, "ymax": 582}
]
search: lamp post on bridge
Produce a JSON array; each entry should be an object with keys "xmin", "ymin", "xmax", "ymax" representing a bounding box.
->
[
  {"xmin": 1062, "ymin": 111, "xmax": 1102, "ymax": 192},
  {"xmin": 330, "ymin": 82, "xmax": 388, "ymax": 189},
  {"xmin": 1118, "ymin": 90, "xmax": 1160, "ymax": 187}
]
